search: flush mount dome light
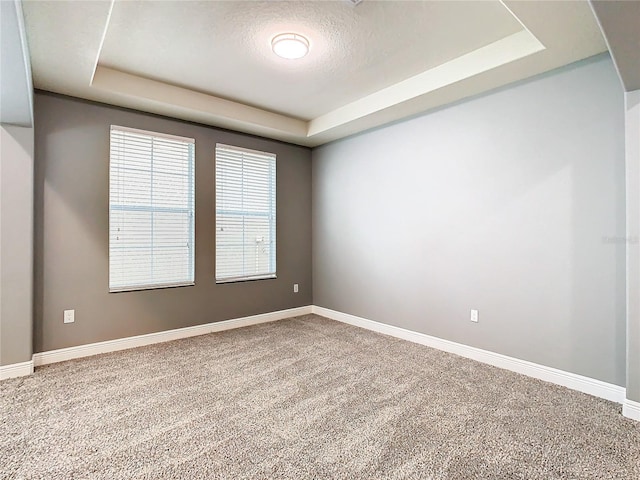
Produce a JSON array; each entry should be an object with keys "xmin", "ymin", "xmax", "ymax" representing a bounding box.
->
[{"xmin": 271, "ymin": 33, "xmax": 309, "ymax": 59}]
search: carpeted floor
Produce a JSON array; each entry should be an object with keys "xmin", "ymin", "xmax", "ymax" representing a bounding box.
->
[{"xmin": 1, "ymin": 314, "xmax": 639, "ymax": 479}]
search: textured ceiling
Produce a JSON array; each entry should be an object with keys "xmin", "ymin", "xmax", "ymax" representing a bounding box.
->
[
  {"xmin": 99, "ymin": 1, "xmax": 521, "ymax": 120},
  {"xmin": 23, "ymin": 1, "xmax": 607, "ymax": 146}
]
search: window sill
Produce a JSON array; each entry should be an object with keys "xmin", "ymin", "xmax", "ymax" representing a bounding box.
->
[
  {"xmin": 216, "ymin": 275, "xmax": 277, "ymax": 285},
  {"xmin": 109, "ymin": 282, "xmax": 195, "ymax": 293}
]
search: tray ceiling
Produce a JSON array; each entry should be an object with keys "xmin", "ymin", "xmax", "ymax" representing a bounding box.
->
[{"xmin": 23, "ymin": 1, "xmax": 606, "ymax": 146}]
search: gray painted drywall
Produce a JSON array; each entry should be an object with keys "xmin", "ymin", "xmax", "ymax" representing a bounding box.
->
[
  {"xmin": 312, "ymin": 55, "xmax": 626, "ymax": 386},
  {"xmin": 626, "ymin": 89, "xmax": 640, "ymax": 402},
  {"xmin": 590, "ymin": 0, "xmax": 640, "ymax": 92},
  {"xmin": 0, "ymin": 125, "xmax": 34, "ymax": 365},
  {"xmin": 34, "ymin": 93, "xmax": 312, "ymax": 353}
]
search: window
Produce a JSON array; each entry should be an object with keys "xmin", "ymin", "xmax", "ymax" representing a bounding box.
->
[
  {"xmin": 109, "ymin": 126, "xmax": 195, "ymax": 292},
  {"xmin": 215, "ymin": 144, "xmax": 276, "ymax": 283}
]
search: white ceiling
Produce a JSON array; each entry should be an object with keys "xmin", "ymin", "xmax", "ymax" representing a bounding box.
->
[
  {"xmin": 23, "ymin": 0, "xmax": 607, "ymax": 147},
  {"xmin": 100, "ymin": 1, "xmax": 521, "ymax": 120}
]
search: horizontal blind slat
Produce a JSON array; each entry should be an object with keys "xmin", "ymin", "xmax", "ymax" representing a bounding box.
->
[
  {"xmin": 215, "ymin": 143, "xmax": 276, "ymax": 282},
  {"xmin": 109, "ymin": 126, "xmax": 195, "ymax": 291}
]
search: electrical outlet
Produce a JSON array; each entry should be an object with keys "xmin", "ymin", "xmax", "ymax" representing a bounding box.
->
[
  {"xmin": 470, "ymin": 309, "xmax": 479, "ymax": 323},
  {"xmin": 293, "ymin": 283, "xmax": 299, "ymax": 293},
  {"xmin": 64, "ymin": 309, "xmax": 75, "ymax": 324}
]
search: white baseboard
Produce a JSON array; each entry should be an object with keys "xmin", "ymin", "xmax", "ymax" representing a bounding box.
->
[
  {"xmin": 623, "ymin": 399, "xmax": 640, "ymax": 421},
  {"xmin": 0, "ymin": 360, "xmax": 34, "ymax": 380},
  {"xmin": 33, "ymin": 305, "xmax": 312, "ymax": 367},
  {"xmin": 312, "ymin": 305, "xmax": 627, "ymax": 405},
  {"xmin": 21, "ymin": 303, "xmax": 636, "ymax": 417}
]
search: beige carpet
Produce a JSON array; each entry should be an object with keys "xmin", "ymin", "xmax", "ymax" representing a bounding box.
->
[{"xmin": 1, "ymin": 314, "xmax": 639, "ymax": 479}]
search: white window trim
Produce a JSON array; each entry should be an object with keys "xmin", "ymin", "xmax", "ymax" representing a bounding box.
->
[
  {"xmin": 109, "ymin": 125, "xmax": 196, "ymax": 292},
  {"xmin": 215, "ymin": 143, "xmax": 276, "ymax": 283}
]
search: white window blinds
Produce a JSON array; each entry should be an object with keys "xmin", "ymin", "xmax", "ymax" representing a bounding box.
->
[
  {"xmin": 215, "ymin": 144, "xmax": 276, "ymax": 283},
  {"xmin": 109, "ymin": 126, "xmax": 195, "ymax": 292}
]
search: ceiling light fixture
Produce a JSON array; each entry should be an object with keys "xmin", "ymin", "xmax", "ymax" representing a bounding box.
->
[{"xmin": 271, "ymin": 33, "xmax": 309, "ymax": 60}]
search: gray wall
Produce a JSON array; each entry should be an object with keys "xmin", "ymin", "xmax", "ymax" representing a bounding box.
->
[
  {"xmin": 626, "ymin": 89, "xmax": 640, "ymax": 402},
  {"xmin": 312, "ymin": 55, "xmax": 626, "ymax": 386},
  {"xmin": 34, "ymin": 93, "xmax": 312, "ymax": 353},
  {"xmin": 0, "ymin": 125, "xmax": 34, "ymax": 365}
]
